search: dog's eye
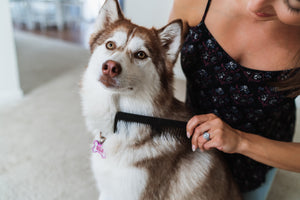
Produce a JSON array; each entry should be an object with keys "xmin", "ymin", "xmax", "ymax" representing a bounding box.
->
[
  {"xmin": 134, "ymin": 51, "xmax": 148, "ymax": 60},
  {"xmin": 106, "ymin": 41, "xmax": 116, "ymax": 50}
]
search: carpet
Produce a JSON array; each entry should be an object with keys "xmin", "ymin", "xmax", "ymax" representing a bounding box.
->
[
  {"xmin": 0, "ymin": 31, "xmax": 98, "ymax": 200},
  {"xmin": 15, "ymin": 31, "xmax": 90, "ymax": 95}
]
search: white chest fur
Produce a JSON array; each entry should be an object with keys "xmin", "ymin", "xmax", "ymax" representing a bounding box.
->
[{"xmin": 91, "ymin": 134, "xmax": 148, "ymax": 200}]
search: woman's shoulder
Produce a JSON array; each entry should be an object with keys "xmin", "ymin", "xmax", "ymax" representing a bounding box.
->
[{"xmin": 169, "ymin": 0, "xmax": 209, "ymax": 32}]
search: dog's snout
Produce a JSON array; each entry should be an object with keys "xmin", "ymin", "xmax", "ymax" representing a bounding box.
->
[{"xmin": 102, "ymin": 60, "xmax": 122, "ymax": 78}]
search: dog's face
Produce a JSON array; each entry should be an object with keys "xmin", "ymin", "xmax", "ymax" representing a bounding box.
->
[
  {"xmin": 89, "ymin": 24, "xmax": 162, "ymax": 94},
  {"xmin": 83, "ymin": 0, "xmax": 182, "ymax": 109}
]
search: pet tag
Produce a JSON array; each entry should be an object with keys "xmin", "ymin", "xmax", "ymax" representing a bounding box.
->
[{"xmin": 92, "ymin": 133, "xmax": 106, "ymax": 158}]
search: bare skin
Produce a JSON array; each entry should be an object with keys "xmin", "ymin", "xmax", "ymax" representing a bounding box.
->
[{"xmin": 170, "ymin": 0, "xmax": 300, "ymax": 172}]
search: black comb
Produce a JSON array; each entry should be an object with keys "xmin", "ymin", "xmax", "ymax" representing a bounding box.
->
[{"xmin": 113, "ymin": 111, "xmax": 187, "ymax": 133}]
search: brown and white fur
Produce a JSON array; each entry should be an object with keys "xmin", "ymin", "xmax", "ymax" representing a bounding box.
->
[{"xmin": 80, "ymin": 0, "xmax": 242, "ymax": 199}]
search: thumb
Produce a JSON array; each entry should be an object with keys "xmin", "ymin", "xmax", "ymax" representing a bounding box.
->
[
  {"xmin": 203, "ymin": 140, "xmax": 216, "ymax": 151},
  {"xmin": 203, "ymin": 140, "xmax": 224, "ymax": 151}
]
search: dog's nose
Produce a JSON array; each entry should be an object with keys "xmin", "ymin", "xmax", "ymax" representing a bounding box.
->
[{"xmin": 102, "ymin": 60, "xmax": 122, "ymax": 78}]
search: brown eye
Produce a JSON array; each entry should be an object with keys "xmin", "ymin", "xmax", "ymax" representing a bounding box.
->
[
  {"xmin": 134, "ymin": 51, "xmax": 148, "ymax": 59},
  {"xmin": 106, "ymin": 41, "xmax": 116, "ymax": 50}
]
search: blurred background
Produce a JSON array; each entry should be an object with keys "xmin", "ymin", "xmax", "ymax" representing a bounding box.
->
[{"xmin": 0, "ymin": 0, "xmax": 299, "ymax": 199}]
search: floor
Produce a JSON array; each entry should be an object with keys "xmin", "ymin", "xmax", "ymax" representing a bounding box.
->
[{"xmin": 1, "ymin": 31, "xmax": 96, "ymax": 200}]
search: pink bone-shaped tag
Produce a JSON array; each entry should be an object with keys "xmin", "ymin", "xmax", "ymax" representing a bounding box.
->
[{"xmin": 92, "ymin": 140, "xmax": 106, "ymax": 159}]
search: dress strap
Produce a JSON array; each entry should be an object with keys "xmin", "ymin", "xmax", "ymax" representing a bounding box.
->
[{"xmin": 201, "ymin": 0, "xmax": 212, "ymax": 22}]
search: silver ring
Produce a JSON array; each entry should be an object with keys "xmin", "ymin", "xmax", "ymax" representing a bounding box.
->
[{"xmin": 203, "ymin": 132, "xmax": 210, "ymax": 141}]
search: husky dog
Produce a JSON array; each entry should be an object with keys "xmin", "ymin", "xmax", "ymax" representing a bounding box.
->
[{"xmin": 80, "ymin": 0, "xmax": 242, "ymax": 199}]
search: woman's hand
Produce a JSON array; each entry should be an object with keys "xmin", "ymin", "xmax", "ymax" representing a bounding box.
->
[
  {"xmin": 186, "ymin": 113, "xmax": 243, "ymax": 153},
  {"xmin": 187, "ymin": 114, "xmax": 300, "ymax": 172}
]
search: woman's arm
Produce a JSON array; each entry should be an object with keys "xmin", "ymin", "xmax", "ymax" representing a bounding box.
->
[
  {"xmin": 186, "ymin": 113, "xmax": 300, "ymax": 172},
  {"xmin": 239, "ymin": 131, "xmax": 300, "ymax": 172}
]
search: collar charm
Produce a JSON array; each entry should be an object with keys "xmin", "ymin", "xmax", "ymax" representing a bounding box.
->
[{"xmin": 92, "ymin": 132, "xmax": 106, "ymax": 159}]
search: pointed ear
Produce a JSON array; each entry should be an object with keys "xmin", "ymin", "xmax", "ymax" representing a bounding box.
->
[
  {"xmin": 158, "ymin": 20, "xmax": 183, "ymax": 65},
  {"xmin": 94, "ymin": 0, "xmax": 124, "ymax": 32}
]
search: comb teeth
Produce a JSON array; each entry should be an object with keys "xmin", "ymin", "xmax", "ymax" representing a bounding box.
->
[{"xmin": 114, "ymin": 111, "xmax": 187, "ymax": 133}]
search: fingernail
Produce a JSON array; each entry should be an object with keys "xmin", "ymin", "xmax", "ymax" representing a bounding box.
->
[
  {"xmin": 187, "ymin": 132, "xmax": 190, "ymax": 138},
  {"xmin": 192, "ymin": 145, "xmax": 196, "ymax": 152}
]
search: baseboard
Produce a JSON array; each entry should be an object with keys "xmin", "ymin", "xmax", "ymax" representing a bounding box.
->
[{"xmin": 0, "ymin": 89, "xmax": 23, "ymax": 107}]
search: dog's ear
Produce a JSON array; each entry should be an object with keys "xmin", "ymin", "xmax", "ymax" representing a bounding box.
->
[
  {"xmin": 158, "ymin": 20, "xmax": 183, "ymax": 66},
  {"xmin": 94, "ymin": 0, "xmax": 124, "ymax": 32}
]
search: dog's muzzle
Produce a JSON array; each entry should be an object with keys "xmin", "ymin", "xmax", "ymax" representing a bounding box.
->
[{"xmin": 99, "ymin": 60, "xmax": 122, "ymax": 87}]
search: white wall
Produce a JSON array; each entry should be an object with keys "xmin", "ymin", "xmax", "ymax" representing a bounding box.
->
[
  {"xmin": 124, "ymin": 0, "xmax": 173, "ymax": 28},
  {"xmin": 0, "ymin": 0, "xmax": 23, "ymax": 106}
]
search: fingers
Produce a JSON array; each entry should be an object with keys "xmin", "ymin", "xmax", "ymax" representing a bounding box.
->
[
  {"xmin": 186, "ymin": 114, "xmax": 211, "ymax": 137},
  {"xmin": 202, "ymin": 139, "xmax": 217, "ymax": 151},
  {"xmin": 197, "ymin": 131, "xmax": 213, "ymax": 151},
  {"xmin": 187, "ymin": 114, "xmax": 242, "ymax": 154},
  {"xmin": 187, "ymin": 114, "xmax": 219, "ymax": 152},
  {"xmin": 191, "ymin": 123, "xmax": 211, "ymax": 151},
  {"xmin": 203, "ymin": 135, "xmax": 224, "ymax": 152}
]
